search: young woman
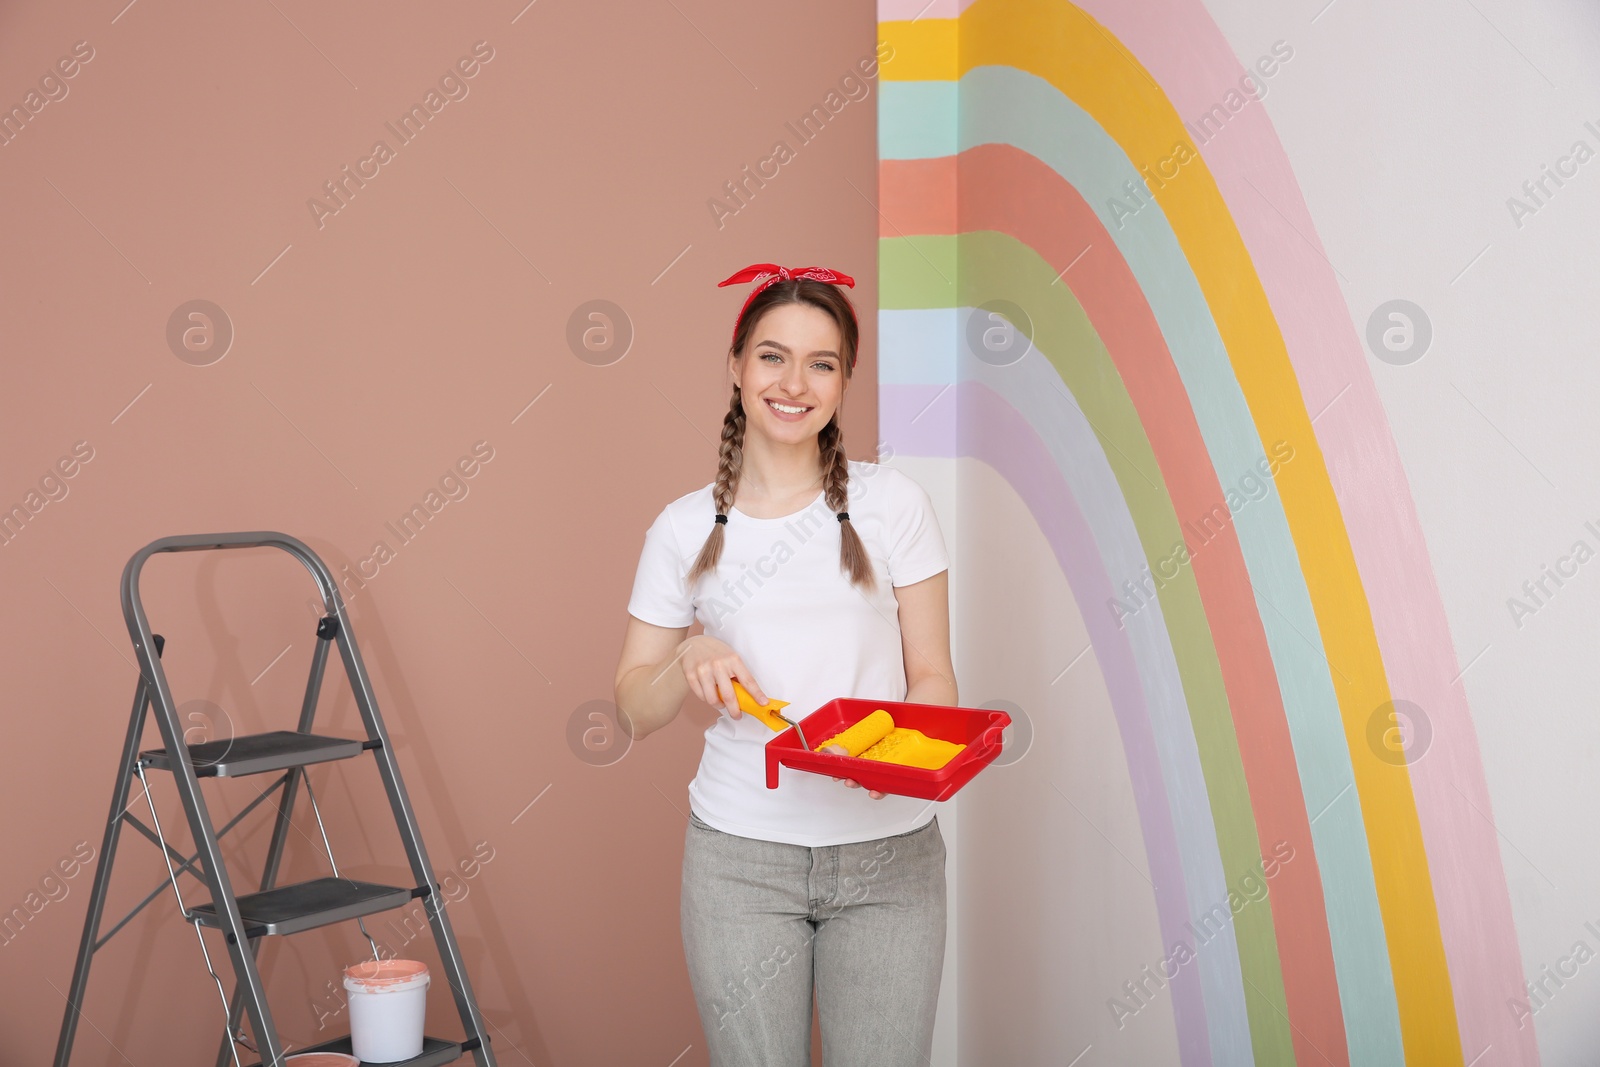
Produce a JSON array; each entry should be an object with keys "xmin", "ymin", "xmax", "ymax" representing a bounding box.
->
[{"xmin": 612, "ymin": 263, "xmax": 957, "ymax": 1066}]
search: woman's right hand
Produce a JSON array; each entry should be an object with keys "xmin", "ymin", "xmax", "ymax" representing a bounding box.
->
[{"xmin": 677, "ymin": 635, "xmax": 768, "ymax": 718}]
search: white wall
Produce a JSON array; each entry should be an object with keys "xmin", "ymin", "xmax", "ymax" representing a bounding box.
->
[{"xmin": 1171, "ymin": 0, "xmax": 1600, "ymax": 1056}]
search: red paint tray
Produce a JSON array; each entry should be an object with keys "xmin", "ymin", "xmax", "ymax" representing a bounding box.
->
[{"xmin": 764, "ymin": 698, "xmax": 1011, "ymax": 801}]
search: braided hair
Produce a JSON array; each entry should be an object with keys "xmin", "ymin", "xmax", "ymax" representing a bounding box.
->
[{"xmin": 685, "ymin": 278, "xmax": 875, "ymax": 592}]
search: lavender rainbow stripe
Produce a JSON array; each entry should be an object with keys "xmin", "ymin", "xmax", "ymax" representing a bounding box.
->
[
  {"xmin": 884, "ymin": 306, "xmax": 1250, "ymax": 1062},
  {"xmin": 884, "ymin": 369, "xmax": 1213, "ymax": 1064}
]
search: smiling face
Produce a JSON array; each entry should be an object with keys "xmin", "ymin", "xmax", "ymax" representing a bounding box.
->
[{"xmin": 729, "ymin": 301, "xmax": 849, "ymax": 444}]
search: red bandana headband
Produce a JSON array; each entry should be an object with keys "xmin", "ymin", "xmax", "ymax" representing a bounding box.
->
[{"xmin": 717, "ymin": 263, "xmax": 858, "ymax": 367}]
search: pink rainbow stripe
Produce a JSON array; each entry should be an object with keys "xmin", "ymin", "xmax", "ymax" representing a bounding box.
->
[
  {"xmin": 1074, "ymin": 3, "xmax": 1534, "ymax": 1061},
  {"xmin": 876, "ymin": 0, "xmax": 1534, "ymax": 1059}
]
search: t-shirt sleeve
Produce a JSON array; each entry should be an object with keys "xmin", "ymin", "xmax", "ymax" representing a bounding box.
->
[
  {"xmin": 886, "ymin": 471, "xmax": 950, "ymax": 588},
  {"xmin": 626, "ymin": 507, "xmax": 696, "ymax": 628}
]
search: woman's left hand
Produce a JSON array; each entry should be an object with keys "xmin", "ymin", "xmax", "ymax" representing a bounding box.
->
[{"xmin": 821, "ymin": 743, "xmax": 886, "ymax": 799}]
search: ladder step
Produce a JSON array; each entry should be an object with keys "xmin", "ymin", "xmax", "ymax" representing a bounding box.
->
[
  {"xmin": 190, "ymin": 877, "xmax": 415, "ymax": 938},
  {"xmin": 245, "ymin": 1034, "xmax": 464, "ymax": 1066},
  {"xmin": 141, "ymin": 730, "xmax": 366, "ymax": 778}
]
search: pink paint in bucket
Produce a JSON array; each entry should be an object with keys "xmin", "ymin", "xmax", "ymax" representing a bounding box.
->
[
  {"xmin": 343, "ymin": 959, "xmax": 429, "ymax": 1062},
  {"xmin": 285, "ymin": 1055, "xmax": 359, "ymax": 1067}
]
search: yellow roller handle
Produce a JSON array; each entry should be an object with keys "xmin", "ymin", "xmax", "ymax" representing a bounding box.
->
[
  {"xmin": 818, "ymin": 709, "xmax": 897, "ymax": 757},
  {"xmin": 731, "ymin": 679, "xmax": 791, "ymax": 733}
]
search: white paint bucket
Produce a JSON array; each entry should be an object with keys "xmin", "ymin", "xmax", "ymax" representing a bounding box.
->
[{"xmin": 343, "ymin": 959, "xmax": 429, "ymax": 1062}]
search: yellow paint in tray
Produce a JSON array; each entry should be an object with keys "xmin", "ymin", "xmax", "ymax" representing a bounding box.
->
[{"xmin": 818, "ymin": 709, "xmax": 966, "ymax": 770}]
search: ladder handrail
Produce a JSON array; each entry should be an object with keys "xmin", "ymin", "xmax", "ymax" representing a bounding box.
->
[{"xmin": 121, "ymin": 531, "xmax": 344, "ymax": 639}]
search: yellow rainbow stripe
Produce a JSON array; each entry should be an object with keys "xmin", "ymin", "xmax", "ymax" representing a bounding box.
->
[{"xmin": 880, "ymin": 2, "xmax": 1462, "ymax": 1062}]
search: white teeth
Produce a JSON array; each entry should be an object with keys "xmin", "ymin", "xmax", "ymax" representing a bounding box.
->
[{"xmin": 768, "ymin": 400, "xmax": 809, "ymax": 414}]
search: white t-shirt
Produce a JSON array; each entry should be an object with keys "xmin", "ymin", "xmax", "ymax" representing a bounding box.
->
[{"xmin": 626, "ymin": 459, "xmax": 951, "ymax": 846}]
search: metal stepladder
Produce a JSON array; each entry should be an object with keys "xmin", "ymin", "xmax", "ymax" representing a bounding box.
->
[{"xmin": 54, "ymin": 532, "xmax": 498, "ymax": 1067}]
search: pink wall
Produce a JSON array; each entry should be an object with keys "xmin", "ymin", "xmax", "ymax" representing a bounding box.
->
[{"xmin": 0, "ymin": 3, "xmax": 885, "ymax": 1063}]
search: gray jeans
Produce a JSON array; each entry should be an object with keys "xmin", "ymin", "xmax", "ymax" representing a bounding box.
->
[{"xmin": 680, "ymin": 810, "xmax": 947, "ymax": 1067}]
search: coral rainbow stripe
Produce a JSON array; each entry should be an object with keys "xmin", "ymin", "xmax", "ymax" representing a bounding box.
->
[{"xmin": 889, "ymin": 144, "xmax": 1351, "ymax": 1065}]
